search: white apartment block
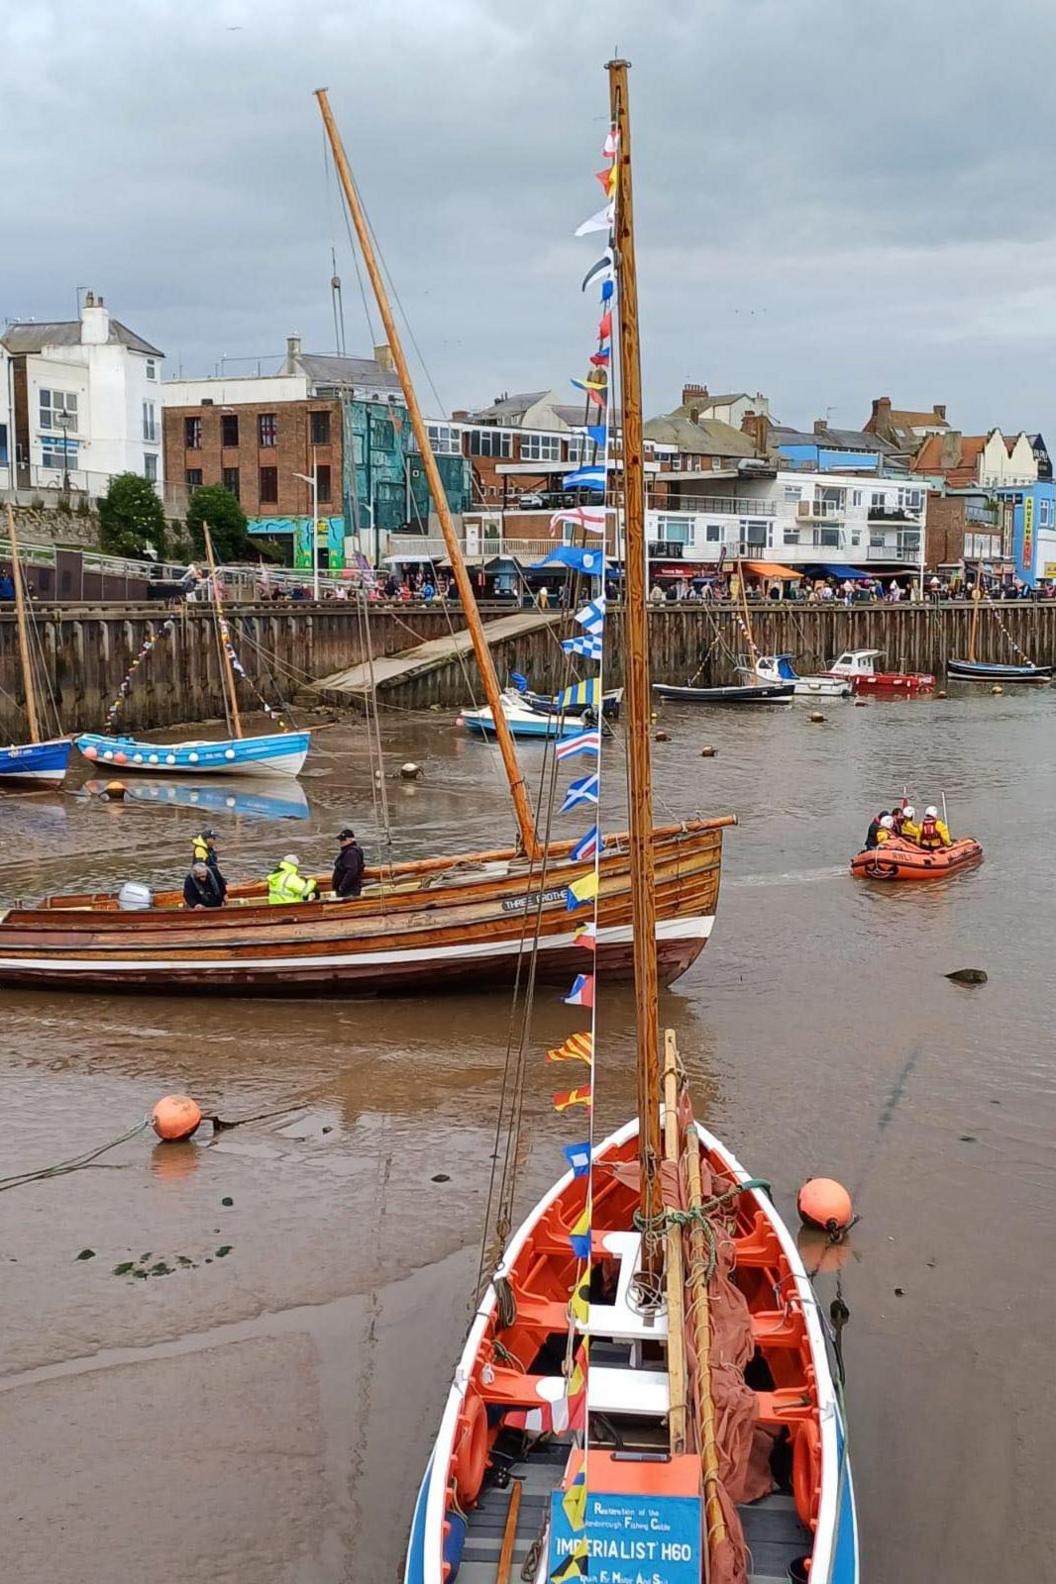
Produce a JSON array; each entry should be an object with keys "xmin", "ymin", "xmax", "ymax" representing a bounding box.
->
[{"xmin": 2, "ymin": 291, "xmax": 164, "ymax": 495}]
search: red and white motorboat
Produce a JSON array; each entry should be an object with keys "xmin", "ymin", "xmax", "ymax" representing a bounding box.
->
[{"xmin": 825, "ymin": 648, "xmax": 935, "ymax": 694}]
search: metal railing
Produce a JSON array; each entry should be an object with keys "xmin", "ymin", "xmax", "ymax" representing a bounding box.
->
[{"xmin": 645, "ymin": 493, "xmax": 777, "ymax": 517}]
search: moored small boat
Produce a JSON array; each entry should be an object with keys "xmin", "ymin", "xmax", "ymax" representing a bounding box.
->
[
  {"xmin": 458, "ymin": 691, "xmax": 582, "ymax": 740},
  {"xmin": 947, "ymin": 657, "xmax": 1053, "ymax": 683},
  {"xmin": 654, "ymin": 679, "xmax": 794, "ymax": 705},
  {"xmin": 850, "ymin": 834, "xmax": 983, "ymax": 880},
  {"xmin": 750, "ymin": 653, "xmax": 852, "ymax": 698},
  {"xmin": 74, "ymin": 730, "xmax": 311, "ymax": 779},
  {"xmin": 826, "ymin": 648, "xmax": 935, "ymax": 694},
  {"xmin": 0, "ymin": 737, "xmax": 72, "ymax": 786}
]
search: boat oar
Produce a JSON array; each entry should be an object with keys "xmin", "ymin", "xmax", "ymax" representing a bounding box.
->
[{"xmin": 495, "ymin": 1478, "xmax": 521, "ymax": 1584}]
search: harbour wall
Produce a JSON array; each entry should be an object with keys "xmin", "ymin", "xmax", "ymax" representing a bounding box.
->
[{"xmin": 2, "ymin": 601, "xmax": 1054, "ymax": 737}]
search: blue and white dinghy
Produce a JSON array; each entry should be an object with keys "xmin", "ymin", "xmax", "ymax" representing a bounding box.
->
[{"xmin": 74, "ymin": 730, "xmax": 311, "ymax": 779}]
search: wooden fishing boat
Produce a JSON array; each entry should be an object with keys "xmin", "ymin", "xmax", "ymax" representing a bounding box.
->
[
  {"xmin": 851, "ymin": 834, "xmax": 983, "ymax": 881},
  {"xmin": 750, "ymin": 654, "xmax": 852, "ymax": 698},
  {"xmin": 948, "ymin": 585, "xmax": 1052, "ymax": 681},
  {"xmin": 404, "ymin": 1116, "xmax": 858, "ymax": 1584},
  {"xmin": 74, "ymin": 728, "xmax": 311, "ymax": 777},
  {"xmin": 0, "ymin": 817, "xmax": 730, "ymax": 992},
  {"xmin": 825, "ymin": 648, "xmax": 934, "ymax": 694},
  {"xmin": 73, "ymin": 526, "xmax": 312, "ymax": 779},
  {"xmin": 405, "ymin": 59, "xmax": 858, "ymax": 1584},
  {"xmin": 654, "ymin": 680, "xmax": 793, "ymax": 705},
  {"xmin": 1, "ymin": 505, "xmax": 72, "ymax": 787}
]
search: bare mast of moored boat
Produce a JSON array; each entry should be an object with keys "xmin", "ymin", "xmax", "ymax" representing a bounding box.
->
[
  {"xmin": 6, "ymin": 504, "xmax": 42, "ymax": 744},
  {"xmin": 202, "ymin": 521, "xmax": 244, "ymax": 739},
  {"xmin": 314, "ymin": 88, "xmax": 541, "ymax": 860}
]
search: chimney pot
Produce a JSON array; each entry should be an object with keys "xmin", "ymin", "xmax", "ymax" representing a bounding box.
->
[
  {"xmin": 813, "ymin": 418, "xmax": 828, "ymax": 436},
  {"xmin": 374, "ymin": 343, "xmax": 395, "ymax": 372},
  {"xmin": 286, "ymin": 334, "xmax": 302, "ymax": 359},
  {"xmin": 934, "ymin": 404, "xmax": 947, "ymax": 421}
]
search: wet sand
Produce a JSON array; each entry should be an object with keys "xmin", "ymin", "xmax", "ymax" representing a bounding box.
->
[{"xmin": 2, "ymin": 691, "xmax": 1055, "ymax": 1582}]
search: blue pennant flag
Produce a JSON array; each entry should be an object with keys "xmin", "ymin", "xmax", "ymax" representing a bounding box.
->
[
  {"xmin": 586, "ymin": 424, "xmax": 608, "ymax": 450},
  {"xmin": 563, "ymin": 466, "xmax": 606, "ymax": 492},
  {"xmin": 575, "ymin": 597, "xmax": 606, "ymax": 637},
  {"xmin": 531, "ymin": 546, "xmax": 605, "ymax": 577},
  {"xmin": 510, "ymin": 670, "xmax": 528, "ymax": 693},
  {"xmin": 600, "ymin": 278, "xmax": 614, "ymax": 302},
  {"xmin": 561, "ymin": 634, "xmax": 603, "ymax": 661},
  {"xmin": 561, "ymin": 773, "xmax": 599, "ymax": 813},
  {"xmin": 563, "ymin": 1140, "xmax": 592, "ymax": 1179}
]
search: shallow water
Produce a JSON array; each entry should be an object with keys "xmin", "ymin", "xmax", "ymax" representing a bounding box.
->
[{"xmin": 1, "ymin": 687, "xmax": 1054, "ymax": 1583}]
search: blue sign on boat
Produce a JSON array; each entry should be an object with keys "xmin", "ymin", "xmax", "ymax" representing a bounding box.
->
[{"xmin": 547, "ymin": 1489, "xmax": 701, "ymax": 1584}]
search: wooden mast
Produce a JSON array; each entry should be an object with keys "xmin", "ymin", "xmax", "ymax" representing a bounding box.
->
[
  {"xmin": 969, "ymin": 575, "xmax": 981, "ymax": 664},
  {"xmin": 736, "ymin": 556, "xmax": 760, "ymax": 670},
  {"xmin": 202, "ymin": 522, "xmax": 243, "ymax": 739},
  {"xmin": 606, "ymin": 58, "xmax": 663, "ymax": 1276},
  {"xmin": 314, "ymin": 88, "xmax": 540, "ymax": 859},
  {"xmin": 6, "ymin": 504, "xmax": 41, "ymax": 742}
]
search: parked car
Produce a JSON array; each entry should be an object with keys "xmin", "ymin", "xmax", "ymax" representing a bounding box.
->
[{"xmin": 518, "ymin": 491, "xmax": 546, "ymax": 509}]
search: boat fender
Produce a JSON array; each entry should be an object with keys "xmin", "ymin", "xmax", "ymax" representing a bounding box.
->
[
  {"xmin": 452, "ymin": 1389, "xmax": 488, "ymax": 1505},
  {"xmin": 441, "ymin": 1509, "xmax": 467, "ymax": 1581},
  {"xmin": 793, "ymin": 1419, "xmax": 822, "ymax": 1532}
]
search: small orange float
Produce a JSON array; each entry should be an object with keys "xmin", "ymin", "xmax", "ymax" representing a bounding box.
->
[
  {"xmin": 151, "ymin": 1094, "xmax": 203, "ymax": 1141},
  {"xmin": 797, "ymin": 1177, "xmax": 853, "ymax": 1234},
  {"xmin": 850, "ymin": 835, "xmax": 983, "ymax": 881}
]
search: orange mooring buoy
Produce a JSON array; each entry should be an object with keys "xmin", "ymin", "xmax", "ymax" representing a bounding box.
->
[
  {"xmin": 151, "ymin": 1094, "xmax": 203, "ymax": 1141},
  {"xmin": 797, "ymin": 1176, "xmax": 854, "ymax": 1235}
]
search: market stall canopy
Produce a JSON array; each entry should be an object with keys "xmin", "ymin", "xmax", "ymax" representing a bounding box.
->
[
  {"xmin": 741, "ymin": 560, "xmax": 803, "ymax": 579},
  {"xmin": 814, "ymin": 563, "xmax": 872, "ymax": 580}
]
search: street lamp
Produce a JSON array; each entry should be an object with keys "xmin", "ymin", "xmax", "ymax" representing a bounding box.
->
[
  {"xmin": 292, "ymin": 451, "xmax": 320, "ymax": 600},
  {"xmin": 55, "ymin": 410, "xmax": 74, "ymax": 501}
]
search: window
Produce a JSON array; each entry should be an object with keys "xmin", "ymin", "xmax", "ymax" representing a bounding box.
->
[
  {"xmin": 705, "ymin": 523, "xmax": 722, "ymax": 543},
  {"xmin": 783, "ymin": 483, "xmax": 803, "ymax": 503},
  {"xmin": 142, "ymin": 401, "xmax": 157, "ymax": 442},
  {"xmin": 566, "ymin": 434, "xmax": 587, "ymax": 464},
  {"xmin": 852, "ymin": 489, "xmax": 863, "ymax": 507},
  {"xmin": 870, "ymin": 490, "xmax": 889, "ymax": 511},
  {"xmin": 1039, "ymin": 498, "xmax": 1052, "ymax": 528},
  {"xmin": 259, "ymin": 465, "xmax": 278, "ymax": 503},
  {"xmin": 520, "ymin": 433, "xmax": 562, "ymax": 462},
  {"xmin": 221, "ymin": 413, "xmax": 239, "ymax": 448},
  {"xmin": 656, "ymin": 514, "xmax": 693, "ymax": 544},
  {"xmin": 0, "ymin": 423, "xmax": 8, "ymax": 467},
  {"xmin": 185, "ymin": 416, "xmax": 202, "ymax": 449},
  {"xmin": 468, "ymin": 428, "xmax": 512, "ymax": 458},
  {"xmin": 145, "ymin": 358, "xmax": 158, "ymax": 381},
  {"xmin": 426, "ymin": 423, "xmax": 462, "ymax": 456},
  {"xmin": 351, "ymin": 433, "xmax": 365, "ymax": 465},
  {"xmin": 370, "ymin": 418, "xmax": 394, "ymax": 450},
  {"xmin": 783, "ymin": 526, "xmax": 801, "ymax": 546},
  {"xmin": 222, "ymin": 466, "xmax": 240, "ymax": 501},
  {"xmin": 143, "ymin": 453, "xmax": 158, "ymax": 482},
  {"xmin": 39, "ymin": 388, "xmax": 78, "ymax": 433},
  {"xmin": 185, "ymin": 468, "xmax": 203, "ymax": 490},
  {"xmin": 741, "ymin": 519, "xmax": 769, "ymax": 547},
  {"xmin": 258, "ymin": 413, "xmax": 277, "ymax": 447},
  {"xmin": 317, "ymin": 465, "xmax": 332, "ymax": 503},
  {"xmin": 898, "ymin": 487, "xmax": 924, "ymax": 512},
  {"xmin": 310, "ymin": 410, "xmax": 331, "ymax": 446},
  {"xmin": 41, "ymin": 437, "xmax": 78, "ymax": 470}
]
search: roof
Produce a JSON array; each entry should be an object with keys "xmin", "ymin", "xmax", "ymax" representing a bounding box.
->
[
  {"xmin": 911, "ymin": 432, "xmax": 987, "ymax": 486},
  {"xmin": 643, "ymin": 409, "xmax": 759, "ymax": 458},
  {"xmin": 469, "ymin": 391, "xmax": 549, "ymax": 421},
  {"xmin": 885, "ymin": 408, "xmax": 948, "ymax": 427},
  {"xmin": 292, "ymin": 352, "xmax": 401, "ymax": 391},
  {"xmin": 2, "ymin": 318, "xmax": 163, "ymax": 357},
  {"xmin": 773, "ymin": 425, "xmax": 898, "ymax": 455}
]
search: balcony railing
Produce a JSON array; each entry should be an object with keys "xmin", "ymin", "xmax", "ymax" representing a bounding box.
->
[
  {"xmin": 797, "ymin": 499, "xmax": 845, "ymax": 521},
  {"xmin": 647, "ymin": 493, "xmax": 776, "ymax": 517}
]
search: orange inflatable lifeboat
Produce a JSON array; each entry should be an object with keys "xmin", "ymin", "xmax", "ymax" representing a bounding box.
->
[{"xmin": 851, "ymin": 835, "xmax": 983, "ymax": 881}]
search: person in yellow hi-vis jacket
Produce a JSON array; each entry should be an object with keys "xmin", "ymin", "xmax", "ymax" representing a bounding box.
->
[
  {"xmin": 267, "ymin": 854, "xmax": 318, "ymax": 903},
  {"xmin": 918, "ymin": 806, "xmax": 953, "ymax": 850}
]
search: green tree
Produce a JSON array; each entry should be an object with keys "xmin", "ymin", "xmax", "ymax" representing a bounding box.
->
[
  {"xmin": 98, "ymin": 473, "xmax": 167, "ymax": 559},
  {"xmin": 185, "ymin": 485, "xmax": 254, "ymax": 563}
]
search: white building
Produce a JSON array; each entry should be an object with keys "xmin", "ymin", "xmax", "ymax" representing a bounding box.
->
[
  {"xmin": 2, "ymin": 292, "xmax": 164, "ymax": 495},
  {"xmin": 646, "ymin": 467, "xmax": 926, "ymax": 578},
  {"xmin": 679, "ymin": 384, "xmax": 772, "ymax": 430},
  {"xmin": 0, "ymin": 343, "xmax": 12, "ymax": 492}
]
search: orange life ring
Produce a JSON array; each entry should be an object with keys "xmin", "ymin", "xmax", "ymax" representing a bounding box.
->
[
  {"xmin": 793, "ymin": 1420, "xmax": 822, "ymax": 1532},
  {"xmin": 452, "ymin": 1389, "xmax": 488, "ymax": 1504}
]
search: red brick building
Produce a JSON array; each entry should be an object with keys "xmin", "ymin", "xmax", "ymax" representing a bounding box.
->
[{"xmin": 162, "ymin": 397, "xmax": 342, "ymax": 519}]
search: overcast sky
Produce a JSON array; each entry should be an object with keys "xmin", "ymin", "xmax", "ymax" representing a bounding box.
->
[{"xmin": 5, "ymin": 0, "xmax": 1056, "ymax": 436}]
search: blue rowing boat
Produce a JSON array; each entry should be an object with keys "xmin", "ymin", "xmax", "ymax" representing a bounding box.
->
[
  {"xmin": 74, "ymin": 730, "xmax": 311, "ymax": 779},
  {"xmin": 0, "ymin": 737, "xmax": 72, "ymax": 786}
]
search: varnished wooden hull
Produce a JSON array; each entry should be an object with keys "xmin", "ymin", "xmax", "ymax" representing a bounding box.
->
[{"xmin": 0, "ymin": 818, "xmax": 731, "ymax": 996}]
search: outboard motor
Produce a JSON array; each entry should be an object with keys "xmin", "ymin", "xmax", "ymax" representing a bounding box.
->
[{"xmin": 117, "ymin": 882, "xmax": 153, "ymax": 911}]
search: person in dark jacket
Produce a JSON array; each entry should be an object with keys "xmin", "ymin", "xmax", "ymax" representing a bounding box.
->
[
  {"xmin": 332, "ymin": 828, "xmax": 366, "ymax": 898},
  {"xmin": 864, "ymin": 811, "xmax": 889, "ymax": 850},
  {"xmin": 192, "ymin": 828, "xmax": 227, "ymax": 901},
  {"xmin": 184, "ymin": 862, "xmax": 225, "ymax": 909}
]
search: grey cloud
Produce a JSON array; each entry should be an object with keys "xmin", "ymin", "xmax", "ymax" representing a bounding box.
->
[{"xmin": 4, "ymin": 0, "xmax": 1056, "ymax": 437}]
